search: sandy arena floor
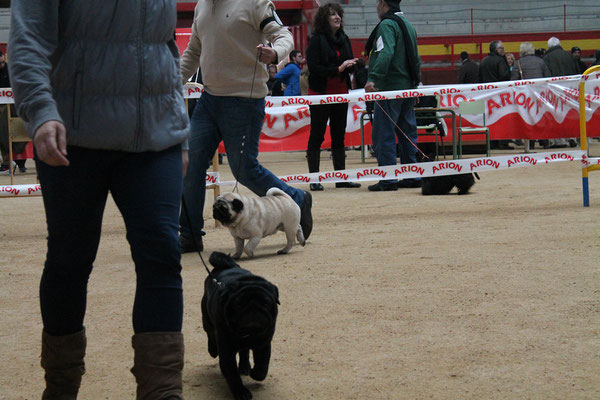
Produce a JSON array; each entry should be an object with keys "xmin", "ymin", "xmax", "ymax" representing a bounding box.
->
[{"xmin": 1, "ymin": 144, "xmax": 599, "ymax": 399}]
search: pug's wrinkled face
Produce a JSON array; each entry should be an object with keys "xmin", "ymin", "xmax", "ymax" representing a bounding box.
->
[{"xmin": 212, "ymin": 194, "xmax": 244, "ymax": 224}]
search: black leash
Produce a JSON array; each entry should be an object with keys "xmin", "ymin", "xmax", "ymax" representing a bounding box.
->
[
  {"xmin": 181, "ymin": 47, "xmax": 262, "ymax": 283},
  {"xmin": 231, "ymin": 48, "xmax": 261, "ymax": 193},
  {"xmin": 374, "ymin": 100, "xmax": 431, "ymax": 161},
  {"xmin": 181, "ymin": 194, "xmax": 221, "ymax": 286}
]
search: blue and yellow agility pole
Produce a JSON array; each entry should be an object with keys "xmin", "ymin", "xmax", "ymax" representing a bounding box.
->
[{"xmin": 579, "ymin": 65, "xmax": 600, "ymax": 207}]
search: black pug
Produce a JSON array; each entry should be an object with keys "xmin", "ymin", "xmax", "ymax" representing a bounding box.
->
[
  {"xmin": 421, "ymin": 173, "xmax": 478, "ymax": 195},
  {"xmin": 202, "ymin": 252, "xmax": 280, "ymax": 400}
]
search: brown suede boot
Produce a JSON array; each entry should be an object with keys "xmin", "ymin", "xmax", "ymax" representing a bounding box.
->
[
  {"xmin": 131, "ymin": 332, "xmax": 184, "ymax": 400},
  {"xmin": 41, "ymin": 329, "xmax": 87, "ymax": 400}
]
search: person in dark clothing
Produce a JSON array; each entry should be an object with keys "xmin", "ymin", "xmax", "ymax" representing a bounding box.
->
[
  {"xmin": 0, "ymin": 50, "xmax": 27, "ymax": 174},
  {"xmin": 458, "ymin": 51, "xmax": 479, "ymax": 84},
  {"xmin": 305, "ymin": 2, "xmax": 360, "ymax": 191},
  {"xmin": 479, "ymin": 40, "xmax": 511, "ymax": 83},
  {"xmin": 9, "ymin": 1, "xmax": 190, "ymax": 397},
  {"xmin": 479, "ymin": 40, "xmax": 512, "ymax": 149},
  {"xmin": 594, "ymin": 50, "xmax": 600, "ymax": 66},
  {"xmin": 352, "ymin": 58, "xmax": 369, "ymax": 89},
  {"xmin": 571, "ymin": 46, "xmax": 588, "ymax": 74},
  {"xmin": 267, "ymin": 64, "xmax": 284, "ymax": 96},
  {"xmin": 543, "ymin": 37, "xmax": 579, "ymax": 77},
  {"xmin": 0, "ymin": 50, "xmax": 9, "ymax": 88}
]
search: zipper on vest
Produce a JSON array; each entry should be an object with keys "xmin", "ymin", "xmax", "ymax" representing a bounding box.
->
[{"xmin": 135, "ymin": 0, "xmax": 147, "ymax": 151}]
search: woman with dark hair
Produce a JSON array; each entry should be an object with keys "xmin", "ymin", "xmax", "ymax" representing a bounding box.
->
[{"xmin": 305, "ymin": 3, "xmax": 360, "ymax": 191}]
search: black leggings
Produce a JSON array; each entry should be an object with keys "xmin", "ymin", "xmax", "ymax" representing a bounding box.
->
[{"xmin": 307, "ymin": 103, "xmax": 349, "ymax": 151}]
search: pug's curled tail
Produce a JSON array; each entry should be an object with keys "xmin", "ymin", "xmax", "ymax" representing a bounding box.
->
[
  {"xmin": 209, "ymin": 251, "xmax": 241, "ymax": 271},
  {"xmin": 266, "ymin": 187, "xmax": 291, "ymax": 199}
]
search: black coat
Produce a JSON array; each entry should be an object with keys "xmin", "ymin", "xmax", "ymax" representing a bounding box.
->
[
  {"xmin": 458, "ymin": 59, "xmax": 479, "ymax": 84},
  {"xmin": 306, "ymin": 30, "xmax": 353, "ymax": 94},
  {"xmin": 479, "ymin": 53, "xmax": 511, "ymax": 83},
  {"xmin": 543, "ymin": 46, "xmax": 579, "ymax": 77},
  {"xmin": 0, "ymin": 65, "xmax": 10, "ymax": 88}
]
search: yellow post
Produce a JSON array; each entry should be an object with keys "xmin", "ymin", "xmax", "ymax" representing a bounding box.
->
[{"xmin": 579, "ymin": 65, "xmax": 600, "ymax": 207}]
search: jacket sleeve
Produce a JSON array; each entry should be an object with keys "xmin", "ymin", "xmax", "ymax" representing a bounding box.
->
[
  {"xmin": 274, "ymin": 64, "xmax": 293, "ymax": 84},
  {"xmin": 542, "ymin": 61, "xmax": 551, "ymax": 77},
  {"xmin": 367, "ymin": 21, "xmax": 397, "ymax": 86},
  {"xmin": 7, "ymin": 0, "xmax": 63, "ymax": 138},
  {"xmin": 254, "ymin": 0, "xmax": 293, "ymax": 64},
  {"xmin": 306, "ymin": 35, "xmax": 339, "ymax": 78},
  {"xmin": 180, "ymin": 3, "xmax": 203, "ymax": 83}
]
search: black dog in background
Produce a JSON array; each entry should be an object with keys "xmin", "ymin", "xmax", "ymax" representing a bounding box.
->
[
  {"xmin": 421, "ymin": 173, "xmax": 478, "ymax": 195},
  {"xmin": 202, "ymin": 252, "xmax": 280, "ymax": 400}
]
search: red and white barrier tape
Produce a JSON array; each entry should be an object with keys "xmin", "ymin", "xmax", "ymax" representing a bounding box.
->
[
  {"xmin": 1, "ymin": 151, "xmax": 596, "ymax": 197},
  {"xmin": 179, "ymin": 74, "xmax": 600, "ymax": 107},
  {"xmin": 212, "ymin": 150, "xmax": 588, "ymax": 187}
]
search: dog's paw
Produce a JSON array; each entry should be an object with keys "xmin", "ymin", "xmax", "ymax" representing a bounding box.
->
[
  {"xmin": 250, "ymin": 367, "xmax": 268, "ymax": 381},
  {"xmin": 239, "ymin": 363, "xmax": 250, "ymax": 376},
  {"xmin": 244, "ymin": 250, "xmax": 254, "ymax": 258},
  {"xmin": 208, "ymin": 339, "xmax": 218, "ymax": 358},
  {"xmin": 232, "ymin": 252, "xmax": 243, "ymax": 260},
  {"xmin": 232, "ymin": 385, "xmax": 252, "ymax": 400},
  {"xmin": 277, "ymin": 249, "xmax": 289, "ymax": 255}
]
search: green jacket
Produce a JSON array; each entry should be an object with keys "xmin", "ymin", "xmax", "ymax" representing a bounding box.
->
[{"xmin": 367, "ymin": 13, "xmax": 421, "ymax": 91}]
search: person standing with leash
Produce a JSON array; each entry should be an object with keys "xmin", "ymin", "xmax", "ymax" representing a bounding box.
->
[
  {"xmin": 179, "ymin": 0, "xmax": 314, "ymax": 253},
  {"xmin": 9, "ymin": 0, "xmax": 190, "ymax": 398},
  {"xmin": 364, "ymin": 0, "xmax": 422, "ymax": 191}
]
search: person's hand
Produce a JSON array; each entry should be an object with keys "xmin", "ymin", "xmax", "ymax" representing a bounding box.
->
[
  {"xmin": 256, "ymin": 44, "xmax": 277, "ymax": 64},
  {"xmin": 338, "ymin": 58, "xmax": 358, "ymax": 72},
  {"xmin": 182, "ymin": 149, "xmax": 189, "ymax": 176},
  {"xmin": 33, "ymin": 120, "xmax": 69, "ymax": 166},
  {"xmin": 364, "ymin": 81, "xmax": 378, "ymax": 92}
]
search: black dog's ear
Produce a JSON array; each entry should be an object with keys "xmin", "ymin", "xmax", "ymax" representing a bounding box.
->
[
  {"xmin": 209, "ymin": 251, "xmax": 241, "ymax": 270},
  {"xmin": 232, "ymin": 199, "xmax": 244, "ymax": 213},
  {"xmin": 272, "ymin": 285, "xmax": 280, "ymax": 305}
]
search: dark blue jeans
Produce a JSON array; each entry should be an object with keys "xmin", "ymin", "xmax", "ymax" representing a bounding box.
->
[
  {"xmin": 36, "ymin": 145, "xmax": 183, "ymax": 335},
  {"xmin": 180, "ymin": 92, "xmax": 305, "ymax": 239},
  {"xmin": 372, "ymin": 98, "xmax": 419, "ymax": 185}
]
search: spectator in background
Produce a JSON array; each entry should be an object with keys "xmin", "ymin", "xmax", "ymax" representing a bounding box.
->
[
  {"xmin": 506, "ymin": 53, "xmax": 516, "ymax": 77},
  {"xmin": 0, "ymin": 50, "xmax": 27, "ymax": 174},
  {"xmin": 535, "ymin": 48, "xmax": 547, "ymax": 58},
  {"xmin": 364, "ymin": 0, "xmax": 422, "ymax": 191},
  {"xmin": 513, "ymin": 42, "xmax": 551, "ymax": 149},
  {"xmin": 305, "ymin": 2, "xmax": 360, "ymax": 191},
  {"xmin": 275, "ymin": 49, "xmax": 304, "ymax": 96},
  {"xmin": 544, "ymin": 37, "xmax": 579, "ymax": 148},
  {"xmin": 479, "ymin": 40, "xmax": 511, "ymax": 83},
  {"xmin": 267, "ymin": 64, "xmax": 283, "ymax": 96},
  {"xmin": 480, "ymin": 40, "xmax": 512, "ymax": 149},
  {"xmin": 352, "ymin": 58, "xmax": 369, "ymax": 89},
  {"xmin": 514, "ymin": 42, "xmax": 551, "ymax": 80},
  {"xmin": 458, "ymin": 51, "xmax": 479, "ymax": 84},
  {"xmin": 571, "ymin": 46, "xmax": 588, "ymax": 74},
  {"xmin": 544, "ymin": 37, "xmax": 578, "ymax": 77},
  {"xmin": 593, "ymin": 50, "xmax": 600, "ymax": 66}
]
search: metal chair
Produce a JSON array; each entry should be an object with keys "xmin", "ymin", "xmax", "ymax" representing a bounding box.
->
[
  {"xmin": 458, "ymin": 99, "xmax": 490, "ymax": 158},
  {"xmin": 415, "ymin": 95, "xmax": 444, "ymax": 160}
]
